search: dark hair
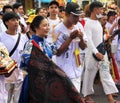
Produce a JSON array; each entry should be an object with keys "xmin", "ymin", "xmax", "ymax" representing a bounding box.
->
[
  {"xmin": 30, "ymin": 16, "xmax": 44, "ymax": 32},
  {"xmin": 90, "ymin": 1, "xmax": 103, "ymax": 12},
  {"xmin": 107, "ymin": 11, "xmax": 117, "ymax": 20},
  {"xmin": 2, "ymin": 5, "xmax": 13, "ymax": 13},
  {"xmin": 59, "ymin": 6, "xmax": 65, "ymax": 12},
  {"xmin": 48, "ymin": 0, "xmax": 59, "ymax": 7},
  {"xmin": 118, "ymin": 18, "xmax": 120, "ymax": 26},
  {"xmin": 13, "ymin": 3, "xmax": 22, "ymax": 10},
  {"xmin": 2, "ymin": 12, "xmax": 20, "ymax": 28},
  {"xmin": 35, "ymin": 8, "xmax": 43, "ymax": 15}
]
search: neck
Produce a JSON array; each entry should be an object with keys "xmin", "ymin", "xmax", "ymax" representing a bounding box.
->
[
  {"xmin": 6, "ymin": 30, "xmax": 17, "ymax": 35},
  {"xmin": 49, "ymin": 15, "xmax": 57, "ymax": 20},
  {"xmin": 90, "ymin": 13, "xmax": 98, "ymax": 20},
  {"xmin": 63, "ymin": 20, "xmax": 74, "ymax": 29},
  {"xmin": 108, "ymin": 20, "xmax": 113, "ymax": 24}
]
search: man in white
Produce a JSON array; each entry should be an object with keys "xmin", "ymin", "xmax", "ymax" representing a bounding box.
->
[
  {"xmin": 0, "ymin": 12, "xmax": 27, "ymax": 103},
  {"xmin": 82, "ymin": 1, "xmax": 119, "ymax": 103},
  {"xmin": 54, "ymin": 2, "xmax": 87, "ymax": 92}
]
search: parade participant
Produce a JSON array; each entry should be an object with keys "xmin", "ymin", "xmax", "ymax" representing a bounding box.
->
[
  {"xmin": 19, "ymin": 15, "xmax": 85, "ymax": 103},
  {"xmin": 0, "ymin": 12, "xmax": 27, "ymax": 103},
  {"xmin": 47, "ymin": 0, "xmax": 61, "ymax": 43},
  {"xmin": 82, "ymin": 2, "xmax": 120, "ymax": 103},
  {"xmin": 19, "ymin": 15, "xmax": 56, "ymax": 103},
  {"xmin": 54, "ymin": 2, "xmax": 87, "ymax": 93}
]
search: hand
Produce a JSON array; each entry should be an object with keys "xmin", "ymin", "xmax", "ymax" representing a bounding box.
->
[
  {"xmin": 77, "ymin": 29, "xmax": 83, "ymax": 40},
  {"xmin": 95, "ymin": 52, "xmax": 104, "ymax": 60},
  {"xmin": 70, "ymin": 30, "xmax": 78, "ymax": 39}
]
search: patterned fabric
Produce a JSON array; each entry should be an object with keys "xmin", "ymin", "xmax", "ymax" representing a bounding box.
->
[
  {"xmin": 20, "ymin": 35, "xmax": 56, "ymax": 70},
  {"xmin": 28, "ymin": 43, "xmax": 83, "ymax": 103}
]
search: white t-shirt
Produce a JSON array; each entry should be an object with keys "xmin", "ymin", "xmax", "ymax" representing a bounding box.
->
[
  {"xmin": 46, "ymin": 17, "xmax": 61, "ymax": 43},
  {"xmin": 0, "ymin": 19, "xmax": 7, "ymax": 33},
  {"xmin": 54, "ymin": 22, "xmax": 87, "ymax": 79},
  {"xmin": 0, "ymin": 32, "xmax": 28, "ymax": 83},
  {"xmin": 84, "ymin": 19, "xmax": 103, "ymax": 54}
]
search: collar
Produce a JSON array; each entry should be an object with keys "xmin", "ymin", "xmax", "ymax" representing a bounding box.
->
[{"xmin": 32, "ymin": 35, "xmax": 44, "ymax": 43}]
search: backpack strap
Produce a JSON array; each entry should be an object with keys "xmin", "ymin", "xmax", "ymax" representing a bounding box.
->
[{"xmin": 9, "ymin": 33, "xmax": 21, "ymax": 56}]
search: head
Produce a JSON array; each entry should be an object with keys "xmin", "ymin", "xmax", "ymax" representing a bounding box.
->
[
  {"xmin": 36, "ymin": 8, "xmax": 48, "ymax": 18},
  {"xmin": 48, "ymin": 1, "xmax": 59, "ymax": 17},
  {"xmin": 65, "ymin": 2, "xmax": 81, "ymax": 25},
  {"xmin": 13, "ymin": 3, "xmax": 24, "ymax": 16},
  {"xmin": 35, "ymin": 8, "xmax": 44, "ymax": 16},
  {"xmin": 2, "ymin": 5, "xmax": 13, "ymax": 14},
  {"xmin": 99, "ymin": 13, "xmax": 107, "ymax": 27},
  {"xmin": 90, "ymin": 1, "xmax": 103, "ymax": 19},
  {"xmin": 107, "ymin": 11, "xmax": 117, "ymax": 23},
  {"xmin": 2, "ymin": 12, "xmax": 20, "ymax": 30},
  {"xmin": 58, "ymin": 6, "xmax": 65, "ymax": 18},
  {"xmin": 30, "ymin": 16, "xmax": 50, "ymax": 37}
]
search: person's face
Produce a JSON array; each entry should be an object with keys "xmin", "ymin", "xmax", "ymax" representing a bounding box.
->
[
  {"xmin": 37, "ymin": 9, "xmax": 44, "ymax": 16},
  {"xmin": 5, "ymin": 8, "xmax": 13, "ymax": 13},
  {"xmin": 96, "ymin": 7, "xmax": 103, "ymax": 15},
  {"xmin": 43, "ymin": 9, "xmax": 48, "ymax": 17},
  {"xmin": 109, "ymin": 15, "xmax": 116, "ymax": 23},
  {"xmin": 48, "ymin": 4, "xmax": 59, "ymax": 16},
  {"xmin": 67, "ymin": 13, "xmax": 80, "ymax": 25},
  {"xmin": 17, "ymin": 6, "xmax": 24, "ymax": 16},
  {"xmin": 100, "ymin": 15, "xmax": 107, "ymax": 26},
  {"xmin": 5, "ymin": 18, "xmax": 19, "ymax": 30},
  {"xmin": 36, "ymin": 18, "xmax": 50, "ymax": 37},
  {"xmin": 58, "ymin": 11, "xmax": 65, "ymax": 18}
]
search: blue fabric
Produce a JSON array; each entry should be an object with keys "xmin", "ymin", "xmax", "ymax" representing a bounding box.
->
[
  {"xmin": 19, "ymin": 35, "xmax": 56, "ymax": 103},
  {"xmin": 19, "ymin": 75, "xmax": 28, "ymax": 103}
]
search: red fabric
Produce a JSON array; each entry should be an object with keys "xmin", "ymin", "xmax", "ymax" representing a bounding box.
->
[
  {"xmin": 79, "ymin": 19, "xmax": 85, "ymax": 27},
  {"xmin": 111, "ymin": 53, "xmax": 120, "ymax": 82}
]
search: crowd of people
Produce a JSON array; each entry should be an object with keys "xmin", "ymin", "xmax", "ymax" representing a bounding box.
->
[{"xmin": 0, "ymin": 0, "xmax": 120, "ymax": 103}]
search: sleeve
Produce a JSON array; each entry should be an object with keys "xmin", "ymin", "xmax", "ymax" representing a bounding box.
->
[
  {"xmin": 54, "ymin": 28, "xmax": 66, "ymax": 49},
  {"xmin": 20, "ymin": 40, "xmax": 33, "ymax": 70},
  {"xmin": 84, "ymin": 23, "xmax": 98, "ymax": 54}
]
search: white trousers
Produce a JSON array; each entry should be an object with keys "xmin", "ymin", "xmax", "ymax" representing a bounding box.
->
[
  {"xmin": 5, "ymin": 80, "xmax": 22, "ymax": 103},
  {"xmin": 82, "ymin": 56, "xmax": 118, "ymax": 97},
  {"xmin": 71, "ymin": 76, "xmax": 81, "ymax": 93}
]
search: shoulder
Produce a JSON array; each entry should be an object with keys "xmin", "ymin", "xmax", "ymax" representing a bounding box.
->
[{"xmin": 54, "ymin": 22, "xmax": 64, "ymax": 31}]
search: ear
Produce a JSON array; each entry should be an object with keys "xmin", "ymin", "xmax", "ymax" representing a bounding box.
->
[
  {"xmin": 5, "ymin": 21, "xmax": 9, "ymax": 26},
  {"xmin": 14, "ymin": 8, "xmax": 18, "ymax": 13}
]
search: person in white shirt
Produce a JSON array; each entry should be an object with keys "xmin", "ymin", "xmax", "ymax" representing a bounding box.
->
[
  {"xmin": 0, "ymin": 12, "xmax": 28, "ymax": 103},
  {"xmin": 0, "ymin": 5, "xmax": 13, "ymax": 33},
  {"xmin": 47, "ymin": 1, "xmax": 61, "ymax": 44},
  {"xmin": 82, "ymin": 2, "xmax": 119, "ymax": 103},
  {"xmin": 13, "ymin": 3, "xmax": 27, "ymax": 34},
  {"xmin": 54, "ymin": 2, "xmax": 87, "ymax": 93}
]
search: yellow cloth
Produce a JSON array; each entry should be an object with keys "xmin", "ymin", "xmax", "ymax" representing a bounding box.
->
[
  {"xmin": 27, "ymin": 14, "xmax": 36, "ymax": 23},
  {"xmin": 71, "ymin": 0, "xmax": 78, "ymax": 3}
]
